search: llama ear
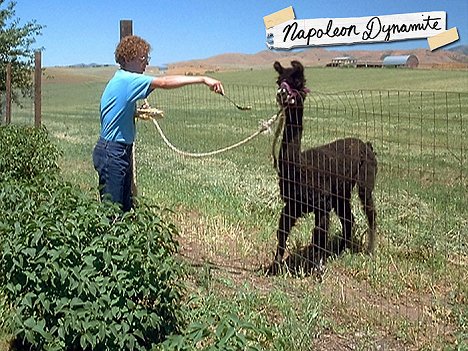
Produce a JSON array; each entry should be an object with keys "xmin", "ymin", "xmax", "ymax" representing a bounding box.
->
[
  {"xmin": 291, "ymin": 61, "xmax": 304, "ymax": 73},
  {"xmin": 273, "ymin": 61, "xmax": 283, "ymax": 74}
]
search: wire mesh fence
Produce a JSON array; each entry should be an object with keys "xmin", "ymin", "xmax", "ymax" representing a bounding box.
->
[
  {"xmin": 143, "ymin": 84, "xmax": 466, "ymax": 348},
  {"xmin": 2, "ymin": 78, "xmax": 465, "ymax": 348},
  {"xmin": 0, "ymin": 91, "xmax": 35, "ymax": 126},
  {"xmin": 144, "ymin": 86, "xmax": 467, "ymax": 257}
]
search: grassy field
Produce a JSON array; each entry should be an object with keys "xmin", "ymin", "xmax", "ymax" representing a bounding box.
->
[{"xmin": 5, "ymin": 66, "xmax": 468, "ymax": 350}]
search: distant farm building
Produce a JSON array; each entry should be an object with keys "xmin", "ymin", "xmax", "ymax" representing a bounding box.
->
[
  {"xmin": 382, "ymin": 55, "xmax": 419, "ymax": 68},
  {"xmin": 356, "ymin": 61, "xmax": 383, "ymax": 68},
  {"xmin": 326, "ymin": 54, "xmax": 419, "ymax": 69},
  {"xmin": 158, "ymin": 65, "xmax": 168, "ymax": 74},
  {"xmin": 326, "ymin": 56, "xmax": 357, "ymax": 67}
]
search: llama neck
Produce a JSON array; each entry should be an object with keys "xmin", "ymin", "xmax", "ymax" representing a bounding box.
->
[{"xmin": 280, "ymin": 106, "xmax": 303, "ymax": 158}]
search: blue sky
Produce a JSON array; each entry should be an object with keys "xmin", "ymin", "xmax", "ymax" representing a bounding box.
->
[{"xmin": 14, "ymin": 0, "xmax": 468, "ymax": 67}]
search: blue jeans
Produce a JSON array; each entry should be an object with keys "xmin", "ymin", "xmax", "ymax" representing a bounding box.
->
[{"xmin": 93, "ymin": 137, "xmax": 134, "ymax": 212}]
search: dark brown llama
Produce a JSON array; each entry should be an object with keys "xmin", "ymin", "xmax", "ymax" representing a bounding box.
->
[{"xmin": 267, "ymin": 61, "xmax": 377, "ymax": 275}]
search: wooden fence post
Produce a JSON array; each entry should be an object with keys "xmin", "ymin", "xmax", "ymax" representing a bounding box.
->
[
  {"xmin": 5, "ymin": 62, "xmax": 12, "ymax": 125},
  {"xmin": 120, "ymin": 20, "xmax": 133, "ymax": 39},
  {"xmin": 119, "ymin": 20, "xmax": 138, "ymax": 198},
  {"xmin": 34, "ymin": 51, "xmax": 42, "ymax": 127}
]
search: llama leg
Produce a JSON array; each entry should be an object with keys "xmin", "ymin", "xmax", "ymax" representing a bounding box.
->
[
  {"xmin": 267, "ymin": 203, "xmax": 298, "ymax": 275},
  {"xmin": 358, "ymin": 187, "xmax": 376, "ymax": 254},
  {"xmin": 274, "ymin": 203, "xmax": 298, "ymax": 263},
  {"xmin": 335, "ymin": 198, "xmax": 355, "ymax": 254},
  {"xmin": 311, "ymin": 207, "xmax": 330, "ymax": 259}
]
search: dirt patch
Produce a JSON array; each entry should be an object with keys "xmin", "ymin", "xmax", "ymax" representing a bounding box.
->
[{"xmin": 174, "ymin": 209, "xmax": 277, "ymax": 292}]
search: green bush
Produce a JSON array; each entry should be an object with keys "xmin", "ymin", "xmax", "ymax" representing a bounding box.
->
[
  {"xmin": 0, "ymin": 125, "xmax": 61, "ymax": 182},
  {"xmin": 0, "ymin": 126, "xmax": 185, "ymax": 350},
  {"xmin": 159, "ymin": 312, "xmax": 275, "ymax": 351},
  {"xmin": 0, "ymin": 177, "xmax": 185, "ymax": 350}
]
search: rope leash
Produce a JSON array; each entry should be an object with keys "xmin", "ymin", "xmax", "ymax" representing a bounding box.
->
[
  {"xmin": 271, "ymin": 108, "xmax": 285, "ymax": 173},
  {"xmin": 135, "ymin": 95, "xmax": 284, "ymax": 158},
  {"xmin": 221, "ymin": 93, "xmax": 252, "ymax": 111},
  {"xmin": 150, "ymin": 111, "xmax": 282, "ymax": 158}
]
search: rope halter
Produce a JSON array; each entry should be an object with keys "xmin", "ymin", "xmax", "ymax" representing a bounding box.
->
[{"xmin": 277, "ymin": 81, "xmax": 311, "ymax": 107}]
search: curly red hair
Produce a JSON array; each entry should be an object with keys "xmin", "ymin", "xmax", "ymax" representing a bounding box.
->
[{"xmin": 114, "ymin": 35, "xmax": 151, "ymax": 65}]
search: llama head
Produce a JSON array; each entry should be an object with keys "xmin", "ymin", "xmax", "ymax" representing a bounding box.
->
[{"xmin": 274, "ymin": 60, "xmax": 309, "ymax": 107}]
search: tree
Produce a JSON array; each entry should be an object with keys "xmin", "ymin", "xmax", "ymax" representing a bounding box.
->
[{"xmin": 0, "ymin": 0, "xmax": 44, "ymax": 103}]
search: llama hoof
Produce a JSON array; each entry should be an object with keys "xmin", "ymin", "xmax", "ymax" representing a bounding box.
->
[
  {"xmin": 307, "ymin": 250, "xmax": 326, "ymax": 276},
  {"xmin": 265, "ymin": 261, "xmax": 282, "ymax": 276},
  {"xmin": 314, "ymin": 257, "xmax": 326, "ymax": 276}
]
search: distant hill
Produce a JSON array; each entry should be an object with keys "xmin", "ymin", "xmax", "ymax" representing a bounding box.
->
[
  {"xmin": 65, "ymin": 63, "xmax": 113, "ymax": 68},
  {"xmin": 447, "ymin": 44, "xmax": 468, "ymax": 55},
  {"xmin": 166, "ymin": 46, "xmax": 468, "ymax": 74},
  {"xmin": 55, "ymin": 45, "xmax": 468, "ymax": 73}
]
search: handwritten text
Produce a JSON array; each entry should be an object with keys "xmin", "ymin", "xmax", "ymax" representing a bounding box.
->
[{"xmin": 266, "ymin": 12, "xmax": 446, "ymax": 49}]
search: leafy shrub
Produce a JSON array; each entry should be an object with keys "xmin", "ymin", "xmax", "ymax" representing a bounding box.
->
[
  {"xmin": 159, "ymin": 312, "xmax": 275, "ymax": 351},
  {"xmin": 0, "ymin": 176, "xmax": 185, "ymax": 350},
  {"xmin": 0, "ymin": 125, "xmax": 61, "ymax": 182}
]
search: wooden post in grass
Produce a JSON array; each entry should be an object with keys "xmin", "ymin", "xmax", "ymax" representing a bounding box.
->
[
  {"xmin": 5, "ymin": 62, "xmax": 12, "ymax": 125},
  {"xmin": 120, "ymin": 20, "xmax": 133, "ymax": 40},
  {"xmin": 119, "ymin": 20, "xmax": 138, "ymax": 198},
  {"xmin": 34, "ymin": 51, "xmax": 42, "ymax": 127}
]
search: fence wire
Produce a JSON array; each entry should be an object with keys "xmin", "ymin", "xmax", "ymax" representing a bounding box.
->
[
  {"xmin": 144, "ymin": 85, "xmax": 466, "ymax": 349},
  {"xmin": 144, "ymin": 86, "xmax": 467, "ymax": 254},
  {"xmin": 2, "ymin": 75, "xmax": 466, "ymax": 348},
  {"xmin": 0, "ymin": 90, "xmax": 35, "ymax": 126}
]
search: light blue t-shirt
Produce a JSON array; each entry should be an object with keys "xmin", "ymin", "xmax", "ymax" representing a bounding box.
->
[{"xmin": 99, "ymin": 69, "xmax": 154, "ymax": 144}]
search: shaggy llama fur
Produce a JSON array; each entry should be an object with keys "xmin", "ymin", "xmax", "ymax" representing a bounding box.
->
[{"xmin": 267, "ymin": 61, "xmax": 378, "ymax": 275}]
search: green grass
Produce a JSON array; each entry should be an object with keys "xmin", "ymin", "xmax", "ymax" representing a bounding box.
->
[{"xmin": 3, "ymin": 66, "xmax": 467, "ymax": 350}]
